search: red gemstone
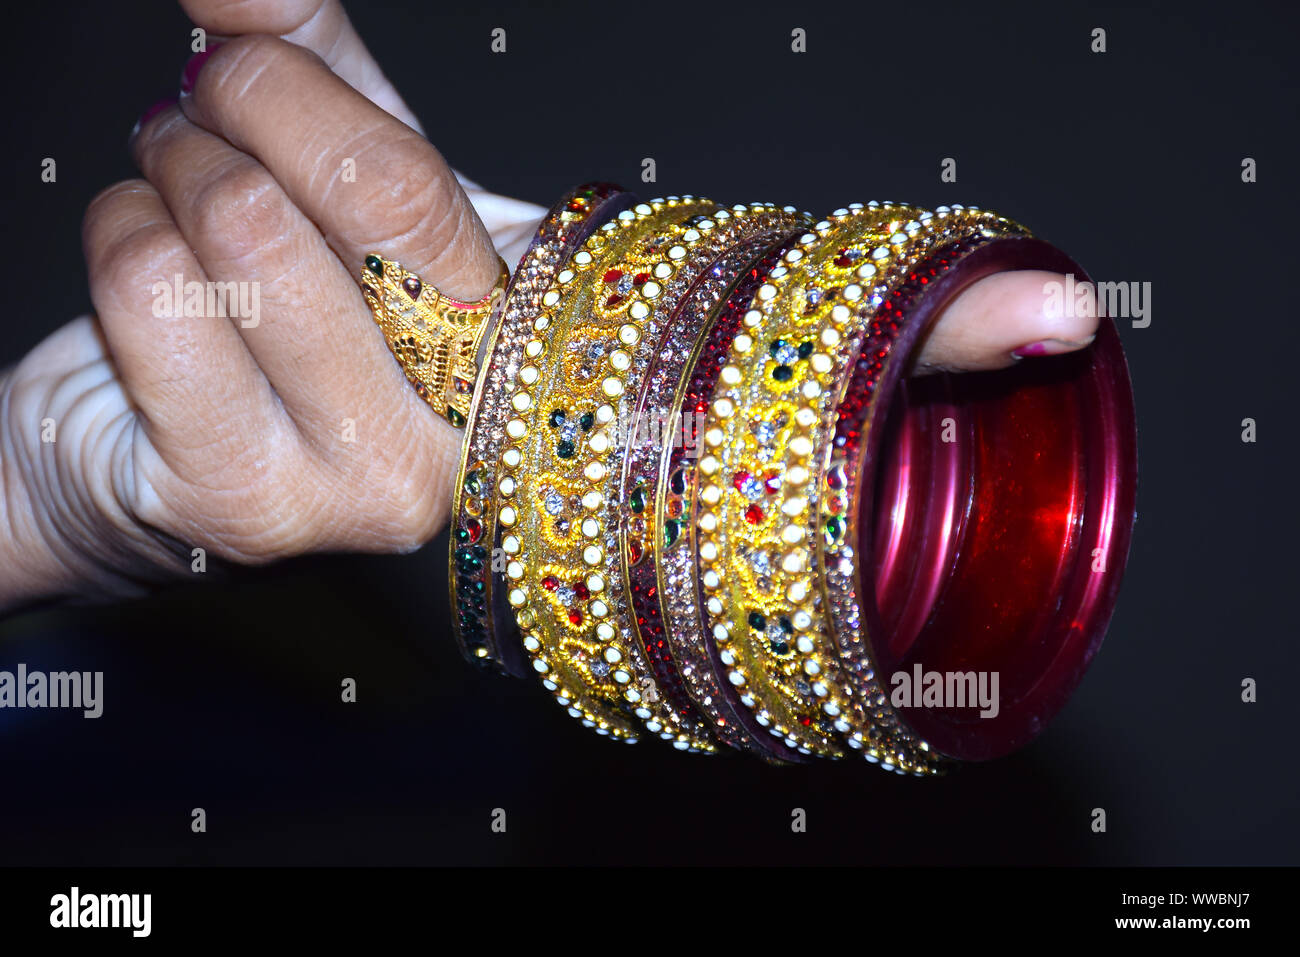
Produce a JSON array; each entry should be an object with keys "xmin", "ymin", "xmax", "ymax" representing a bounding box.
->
[
  {"xmin": 628, "ymin": 541, "xmax": 644, "ymax": 564},
  {"xmin": 463, "ymin": 518, "xmax": 482, "ymax": 543},
  {"xmin": 603, "ymin": 269, "xmax": 623, "ymax": 284},
  {"xmin": 763, "ymin": 472, "xmax": 781, "ymax": 494},
  {"xmin": 568, "ymin": 610, "xmax": 583, "ymax": 626},
  {"xmin": 731, "ymin": 471, "xmax": 751, "ymax": 492},
  {"xmin": 834, "ymin": 256, "xmax": 851, "ymax": 268},
  {"xmin": 605, "ymin": 294, "xmax": 623, "ymax": 307},
  {"xmin": 744, "ymin": 504, "xmax": 764, "ymax": 524},
  {"xmin": 402, "ymin": 276, "xmax": 421, "ymax": 299},
  {"xmin": 574, "ymin": 582, "xmax": 590, "ymax": 601},
  {"xmin": 633, "ymin": 272, "xmax": 651, "ymax": 285},
  {"xmin": 542, "ymin": 576, "xmax": 559, "ymax": 591}
]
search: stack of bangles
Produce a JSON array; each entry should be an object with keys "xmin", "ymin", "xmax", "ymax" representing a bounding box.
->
[{"xmin": 360, "ymin": 183, "xmax": 1137, "ymax": 774}]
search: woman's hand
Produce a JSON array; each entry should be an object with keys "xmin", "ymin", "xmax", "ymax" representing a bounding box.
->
[
  {"xmin": 2, "ymin": 30, "xmax": 516, "ymax": 609},
  {"xmin": 0, "ymin": 0, "xmax": 1100, "ymax": 612}
]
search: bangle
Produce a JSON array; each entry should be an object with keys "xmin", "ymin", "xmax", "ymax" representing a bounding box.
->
[
  {"xmin": 621, "ymin": 211, "xmax": 810, "ymax": 754},
  {"xmin": 450, "ymin": 183, "xmax": 634, "ymax": 674},
  {"xmin": 448, "ymin": 186, "xmax": 1138, "ymax": 774},
  {"xmin": 693, "ymin": 203, "xmax": 1026, "ymax": 766},
  {"xmin": 499, "ymin": 197, "xmax": 719, "ymax": 745},
  {"xmin": 830, "ymin": 231, "xmax": 1136, "ymax": 766},
  {"xmin": 656, "ymin": 237, "xmax": 807, "ymax": 761}
]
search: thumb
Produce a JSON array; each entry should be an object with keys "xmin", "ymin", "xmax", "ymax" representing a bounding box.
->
[{"xmin": 913, "ymin": 270, "xmax": 1101, "ymax": 374}]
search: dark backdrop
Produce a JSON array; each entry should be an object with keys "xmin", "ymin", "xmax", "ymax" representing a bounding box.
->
[{"xmin": 0, "ymin": 0, "xmax": 1296, "ymax": 865}]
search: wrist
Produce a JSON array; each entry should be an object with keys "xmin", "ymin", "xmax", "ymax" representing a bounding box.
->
[
  {"xmin": 0, "ymin": 366, "xmax": 81, "ymax": 611},
  {"xmin": 0, "ymin": 319, "xmax": 186, "ymax": 614}
]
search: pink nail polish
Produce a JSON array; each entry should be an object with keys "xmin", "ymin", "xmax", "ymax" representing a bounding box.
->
[
  {"xmin": 180, "ymin": 43, "xmax": 223, "ymax": 95},
  {"xmin": 1011, "ymin": 341, "xmax": 1053, "ymax": 358},
  {"xmin": 128, "ymin": 97, "xmax": 178, "ymax": 144},
  {"xmin": 1011, "ymin": 335, "xmax": 1096, "ymax": 359}
]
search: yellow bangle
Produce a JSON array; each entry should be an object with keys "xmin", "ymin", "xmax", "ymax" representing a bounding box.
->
[
  {"xmin": 497, "ymin": 197, "xmax": 718, "ymax": 746},
  {"xmin": 692, "ymin": 202, "xmax": 1024, "ymax": 768}
]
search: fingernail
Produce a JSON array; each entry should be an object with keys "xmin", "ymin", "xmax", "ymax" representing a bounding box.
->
[
  {"xmin": 180, "ymin": 42, "xmax": 223, "ymax": 95},
  {"xmin": 128, "ymin": 97, "xmax": 177, "ymax": 145},
  {"xmin": 1011, "ymin": 335, "xmax": 1096, "ymax": 359}
]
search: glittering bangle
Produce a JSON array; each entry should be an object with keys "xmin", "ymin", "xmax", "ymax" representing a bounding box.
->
[
  {"xmin": 449, "ymin": 186, "xmax": 1137, "ymax": 776},
  {"xmin": 450, "ymin": 183, "xmax": 635, "ymax": 674},
  {"xmin": 618, "ymin": 206, "xmax": 810, "ymax": 754},
  {"xmin": 692, "ymin": 202, "xmax": 1028, "ymax": 766},
  {"xmin": 655, "ymin": 236, "xmax": 806, "ymax": 762},
  {"xmin": 499, "ymin": 197, "xmax": 726, "ymax": 747}
]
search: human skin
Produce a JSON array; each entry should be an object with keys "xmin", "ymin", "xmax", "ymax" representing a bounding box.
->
[{"xmin": 0, "ymin": 0, "xmax": 1099, "ymax": 612}]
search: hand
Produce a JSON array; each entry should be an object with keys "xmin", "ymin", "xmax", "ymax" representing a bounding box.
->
[
  {"xmin": 0, "ymin": 0, "xmax": 1100, "ymax": 612},
  {"xmin": 3, "ymin": 24, "xmax": 513, "ymax": 608}
]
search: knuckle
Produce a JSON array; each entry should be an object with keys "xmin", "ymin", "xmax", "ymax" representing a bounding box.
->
[
  {"xmin": 331, "ymin": 427, "xmax": 443, "ymax": 552},
  {"xmin": 137, "ymin": 440, "xmax": 322, "ymax": 566},
  {"xmin": 371, "ymin": 445, "xmax": 444, "ymax": 551},
  {"xmin": 82, "ymin": 180, "xmax": 155, "ymax": 248},
  {"xmin": 191, "ymin": 160, "xmax": 295, "ymax": 265},
  {"xmin": 200, "ymin": 34, "xmax": 318, "ymax": 113},
  {"xmin": 348, "ymin": 134, "xmax": 454, "ymax": 245},
  {"xmin": 94, "ymin": 221, "xmax": 192, "ymax": 307}
]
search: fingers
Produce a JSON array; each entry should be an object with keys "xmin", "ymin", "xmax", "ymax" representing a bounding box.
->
[
  {"xmin": 913, "ymin": 270, "xmax": 1100, "ymax": 374},
  {"xmin": 179, "ymin": 0, "xmax": 549, "ymax": 266},
  {"xmin": 81, "ymin": 178, "xmax": 286, "ymax": 480},
  {"xmin": 129, "ymin": 104, "xmax": 415, "ymax": 449},
  {"xmin": 178, "ymin": 35, "xmax": 499, "ymax": 302},
  {"xmin": 177, "ymin": 0, "xmax": 425, "ymax": 133}
]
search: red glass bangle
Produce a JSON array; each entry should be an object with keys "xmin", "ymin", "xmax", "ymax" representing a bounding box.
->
[{"xmin": 842, "ymin": 236, "xmax": 1137, "ymax": 761}]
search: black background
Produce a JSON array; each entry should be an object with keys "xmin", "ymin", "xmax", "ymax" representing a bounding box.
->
[{"xmin": 0, "ymin": 0, "xmax": 1296, "ymax": 865}]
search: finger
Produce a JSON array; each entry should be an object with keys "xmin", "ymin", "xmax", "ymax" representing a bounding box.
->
[
  {"xmin": 177, "ymin": 0, "xmax": 425, "ymax": 133},
  {"xmin": 130, "ymin": 105, "xmax": 417, "ymax": 451},
  {"xmin": 178, "ymin": 35, "xmax": 499, "ymax": 303},
  {"xmin": 81, "ymin": 178, "xmax": 287, "ymax": 482},
  {"xmin": 913, "ymin": 270, "xmax": 1100, "ymax": 374},
  {"xmin": 178, "ymin": 0, "xmax": 549, "ymax": 264}
]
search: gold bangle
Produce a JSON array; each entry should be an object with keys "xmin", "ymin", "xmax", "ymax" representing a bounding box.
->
[
  {"xmin": 450, "ymin": 185, "xmax": 635, "ymax": 673},
  {"xmin": 498, "ymin": 197, "xmax": 724, "ymax": 747},
  {"xmin": 635, "ymin": 222, "xmax": 810, "ymax": 757},
  {"xmin": 692, "ymin": 202, "xmax": 1025, "ymax": 768}
]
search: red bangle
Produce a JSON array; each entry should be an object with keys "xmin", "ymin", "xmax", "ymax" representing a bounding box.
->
[{"xmin": 834, "ymin": 236, "xmax": 1137, "ymax": 762}]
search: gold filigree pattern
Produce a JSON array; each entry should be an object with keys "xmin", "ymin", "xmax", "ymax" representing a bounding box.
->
[{"xmin": 359, "ymin": 253, "xmax": 509, "ymax": 427}]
